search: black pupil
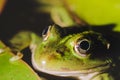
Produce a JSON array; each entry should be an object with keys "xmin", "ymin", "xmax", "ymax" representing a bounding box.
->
[{"xmin": 79, "ymin": 41, "xmax": 90, "ymax": 50}]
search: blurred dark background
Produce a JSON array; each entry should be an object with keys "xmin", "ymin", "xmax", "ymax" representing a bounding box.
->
[{"xmin": 0, "ymin": 0, "xmax": 53, "ymax": 42}]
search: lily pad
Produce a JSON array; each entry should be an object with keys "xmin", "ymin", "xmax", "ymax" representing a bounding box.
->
[{"xmin": 0, "ymin": 41, "xmax": 41, "ymax": 80}]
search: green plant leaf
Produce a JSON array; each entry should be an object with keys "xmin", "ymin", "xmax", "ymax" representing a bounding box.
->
[{"xmin": 0, "ymin": 41, "xmax": 42, "ymax": 80}]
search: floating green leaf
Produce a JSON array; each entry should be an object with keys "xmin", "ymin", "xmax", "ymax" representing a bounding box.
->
[
  {"xmin": 0, "ymin": 41, "xmax": 41, "ymax": 80},
  {"xmin": 65, "ymin": 0, "xmax": 120, "ymax": 31}
]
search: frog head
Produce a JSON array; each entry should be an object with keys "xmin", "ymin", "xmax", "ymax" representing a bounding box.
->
[{"xmin": 32, "ymin": 25, "xmax": 112, "ymax": 76}]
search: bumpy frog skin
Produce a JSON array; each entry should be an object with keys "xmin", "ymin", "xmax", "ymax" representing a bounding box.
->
[{"xmin": 10, "ymin": 25, "xmax": 113, "ymax": 80}]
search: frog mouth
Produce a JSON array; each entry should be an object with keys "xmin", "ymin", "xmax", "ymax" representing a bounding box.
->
[{"xmin": 32, "ymin": 57, "xmax": 111, "ymax": 77}]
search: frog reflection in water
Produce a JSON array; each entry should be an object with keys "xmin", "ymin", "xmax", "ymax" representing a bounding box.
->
[{"xmin": 10, "ymin": 25, "xmax": 113, "ymax": 80}]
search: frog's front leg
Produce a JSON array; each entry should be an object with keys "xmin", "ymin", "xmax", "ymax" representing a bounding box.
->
[{"xmin": 9, "ymin": 31, "xmax": 40, "ymax": 52}]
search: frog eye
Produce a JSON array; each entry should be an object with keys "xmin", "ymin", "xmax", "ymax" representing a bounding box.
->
[
  {"xmin": 42, "ymin": 26, "xmax": 52, "ymax": 41},
  {"xmin": 74, "ymin": 39, "xmax": 91, "ymax": 57}
]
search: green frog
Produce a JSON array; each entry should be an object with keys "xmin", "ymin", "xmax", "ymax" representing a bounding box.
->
[{"xmin": 10, "ymin": 25, "xmax": 115, "ymax": 80}]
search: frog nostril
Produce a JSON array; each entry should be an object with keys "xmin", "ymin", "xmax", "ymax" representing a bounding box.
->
[{"xmin": 56, "ymin": 49, "xmax": 64, "ymax": 56}]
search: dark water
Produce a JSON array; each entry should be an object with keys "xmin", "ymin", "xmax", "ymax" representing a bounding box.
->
[
  {"xmin": 0, "ymin": 0, "xmax": 120, "ymax": 80},
  {"xmin": 0, "ymin": 0, "xmax": 53, "ymax": 42}
]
